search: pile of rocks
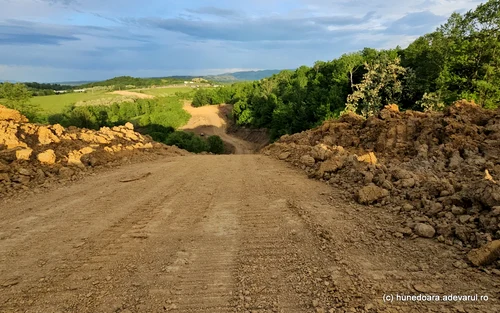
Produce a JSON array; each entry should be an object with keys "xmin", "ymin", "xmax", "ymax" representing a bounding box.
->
[
  {"xmin": 263, "ymin": 101, "xmax": 500, "ymax": 260},
  {"xmin": 0, "ymin": 105, "xmax": 188, "ymax": 197}
]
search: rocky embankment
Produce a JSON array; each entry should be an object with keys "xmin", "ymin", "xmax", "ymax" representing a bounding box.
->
[
  {"xmin": 0, "ymin": 105, "xmax": 188, "ymax": 197},
  {"xmin": 263, "ymin": 101, "xmax": 500, "ymax": 267}
]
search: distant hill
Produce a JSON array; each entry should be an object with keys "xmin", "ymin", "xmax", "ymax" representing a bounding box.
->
[
  {"xmin": 204, "ymin": 70, "xmax": 283, "ymax": 82},
  {"xmin": 0, "ymin": 79, "xmax": 17, "ymax": 83},
  {"xmin": 52, "ymin": 81, "xmax": 97, "ymax": 86},
  {"xmin": 1, "ymin": 69, "xmax": 286, "ymax": 87}
]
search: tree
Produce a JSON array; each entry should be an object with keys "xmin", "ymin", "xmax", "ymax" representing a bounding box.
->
[
  {"xmin": 207, "ymin": 135, "xmax": 224, "ymax": 154},
  {"xmin": 0, "ymin": 82, "xmax": 41, "ymax": 121},
  {"xmin": 345, "ymin": 57, "xmax": 406, "ymax": 117},
  {"xmin": 0, "ymin": 82, "xmax": 32, "ymax": 108}
]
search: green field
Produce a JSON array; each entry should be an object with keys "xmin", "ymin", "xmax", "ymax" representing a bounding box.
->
[
  {"xmin": 3, "ymin": 87, "xmax": 198, "ymax": 118},
  {"xmin": 30, "ymin": 91, "xmax": 121, "ymax": 114},
  {"xmin": 132, "ymin": 86, "xmax": 195, "ymax": 97}
]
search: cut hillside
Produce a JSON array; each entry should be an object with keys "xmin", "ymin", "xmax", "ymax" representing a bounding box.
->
[
  {"xmin": 263, "ymin": 101, "xmax": 500, "ymax": 254},
  {"xmin": 0, "ymin": 105, "xmax": 188, "ymax": 198}
]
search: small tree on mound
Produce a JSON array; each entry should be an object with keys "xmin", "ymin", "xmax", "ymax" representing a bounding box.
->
[{"xmin": 344, "ymin": 57, "xmax": 406, "ymax": 117}]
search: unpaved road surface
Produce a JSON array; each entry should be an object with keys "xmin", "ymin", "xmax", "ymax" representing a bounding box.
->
[
  {"xmin": 181, "ymin": 102, "xmax": 257, "ymax": 154},
  {"xmin": 1, "ymin": 155, "xmax": 499, "ymax": 313}
]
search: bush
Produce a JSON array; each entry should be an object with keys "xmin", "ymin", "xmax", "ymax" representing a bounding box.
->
[
  {"xmin": 164, "ymin": 131, "xmax": 209, "ymax": 153},
  {"xmin": 144, "ymin": 124, "xmax": 175, "ymax": 142},
  {"xmin": 207, "ymin": 135, "xmax": 224, "ymax": 154}
]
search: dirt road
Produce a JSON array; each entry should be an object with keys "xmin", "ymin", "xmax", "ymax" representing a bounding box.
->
[
  {"xmin": 181, "ymin": 102, "xmax": 257, "ymax": 154},
  {"xmin": 1, "ymin": 155, "xmax": 498, "ymax": 313}
]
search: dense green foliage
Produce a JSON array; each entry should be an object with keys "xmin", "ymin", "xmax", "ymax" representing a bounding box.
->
[
  {"xmin": 164, "ymin": 131, "xmax": 209, "ymax": 153},
  {"xmin": 192, "ymin": 0, "xmax": 500, "ymax": 139},
  {"xmin": 23, "ymin": 82, "xmax": 74, "ymax": 96},
  {"xmin": 164, "ymin": 132, "xmax": 225, "ymax": 154},
  {"xmin": 0, "ymin": 82, "xmax": 44, "ymax": 122},
  {"xmin": 207, "ymin": 135, "xmax": 225, "ymax": 154},
  {"xmin": 192, "ymin": 88, "xmax": 233, "ymax": 107}
]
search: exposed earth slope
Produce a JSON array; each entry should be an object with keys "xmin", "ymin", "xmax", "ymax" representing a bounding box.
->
[{"xmin": 181, "ymin": 101, "xmax": 258, "ymax": 154}]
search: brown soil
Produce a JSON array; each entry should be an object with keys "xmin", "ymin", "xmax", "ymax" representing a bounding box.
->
[
  {"xmin": 263, "ymin": 101, "xmax": 500, "ymax": 259},
  {"xmin": 181, "ymin": 101, "xmax": 259, "ymax": 154},
  {"xmin": 0, "ymin": 106, "xmax": 188, "ymax": 198},
  {"xmin": 1, "ymin": 102, "xmax": 500, "ymax": 312},
  {"xmin": 1, "ymin": 155, "xmax": 499, "ymax": 312}
]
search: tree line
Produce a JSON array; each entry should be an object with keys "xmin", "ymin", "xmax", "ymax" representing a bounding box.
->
[
  {"xmin": 80, "ymin": 76, "xmax": 194, "ymax": 90},
  {"xmin": 192, "ymin": 0, "xmax": 500, "ymax": 139}
]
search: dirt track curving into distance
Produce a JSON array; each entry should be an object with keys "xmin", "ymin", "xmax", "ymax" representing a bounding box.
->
[
  {"xmin": 1, "ymin": 154, "xmax": 499, "ymax": 312},
  {"xmin": 181, "ymin": 101, "xmax": 258, "ymax": 154}
]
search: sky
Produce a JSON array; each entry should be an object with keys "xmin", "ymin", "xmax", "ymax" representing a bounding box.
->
[{"xmin": 0, "ymin": 0, "xmax": 486, "ymax": 82}]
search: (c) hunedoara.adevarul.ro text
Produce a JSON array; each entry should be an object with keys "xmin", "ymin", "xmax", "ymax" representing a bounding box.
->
[{"xmin": 383, "ymin": 293, "xmax": 489, "ymax": 303}]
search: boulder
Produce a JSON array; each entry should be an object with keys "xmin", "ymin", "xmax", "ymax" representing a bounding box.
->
[
  {"xmin": 37, "ymin": 150, "xmax": 56, "ymax": 165},
  {"xmin": 68, "ymin": 147, "xmax": 95, "ymax": 167},
  {"xmin": 38, "ymin": 126, "xmax": 60, "ymax": 145},
  {"xmin": 414, "ymin": 223, "xmax": 436, "ymax": 238},
  {"xmin": 300, "ymin": 155, "xmax": 316, "ymax": 167},
  {"xmin": 58, "ymin": 167, "xmax": 75, "ymax": 179},
  {"xmin": 311, "ymin": 144, "xmax": 332, "ymax": 161},
  {"xmin": 0, "ymin": 121, "xmax": 28, "ymax": 149},
  {"xmin": 278, "ymin": 152, "xmax": 291, "ymax": 160},
  {"xmin": 18, "ymin": 168, "xmax": 33, "ymax": 176},
  {"xmin": 357, "ymin": 184, "xmax": 389, "ymax": 204},
  {"xmin": 123, "ymin": 130, "xmax": 139, "ymax": 141},
  {"xmin": 124, "ymin": 122, "xmax": 134, "ymax": 130},
  {"xmin": 357, "ymin": 152, "xmax": 377, "ymax": 165},
  {"xmin": 467, "ymin": 240, "xmax": 500, "ymax": 266},
  {"xmin": 16, "ymin": 148, "xmax": 33, "ymax": 161},
  {"xmin": 50, "ymin": 124, "xmax": 65, "ymax": 136},
  {"xmin": 318, "ymin": 156, "xmax": 346, "ymax": 178}
]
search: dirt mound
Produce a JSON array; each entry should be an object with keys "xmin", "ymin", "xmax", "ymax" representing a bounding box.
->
[
  {"xmin": 1, "ymin": 110, "xmax": 189, "ymax": 198},
  {"xmin": 263, "ymin": 101, "xmax": 500, "ymax": 254},
  {"xmin": 0, "ymin": 104, "xmax": 28, "ymax": 123}
]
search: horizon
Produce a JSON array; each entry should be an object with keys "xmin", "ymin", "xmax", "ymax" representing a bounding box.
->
[
  {"xmin": 0, "ymin": 0, "xmax": 486, "ymax": 82},
  {"xmin": 0, "ymin": 68, "xmax": 286, "ymax": 84}
]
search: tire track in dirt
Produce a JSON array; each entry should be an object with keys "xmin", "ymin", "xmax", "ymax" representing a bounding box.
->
[{"xmin": 1, "ymin": 155, "xmax": 499, "ymax": 313}]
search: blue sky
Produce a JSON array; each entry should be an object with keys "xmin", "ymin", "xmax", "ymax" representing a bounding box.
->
[{"xmin": 0, "ymin": 0, "xmax": 485, "ymax": 82}]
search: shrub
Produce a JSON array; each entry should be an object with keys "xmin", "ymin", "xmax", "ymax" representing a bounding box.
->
[
  {"xmin": 164, "ymin": 131, "xmax": 209, "ymax": 153},
  {"xmin": 207, "ymin": 135, "xmax": 224, "ymax": 154}
]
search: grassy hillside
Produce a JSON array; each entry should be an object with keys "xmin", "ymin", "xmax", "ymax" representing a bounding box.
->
[
  {"xmin": 30, "ymin": 91, "xmax": 120, "ymax": 114},
  {"xmin": 132, "ymin": 86, "xmax": 195, "ymax": 97}
]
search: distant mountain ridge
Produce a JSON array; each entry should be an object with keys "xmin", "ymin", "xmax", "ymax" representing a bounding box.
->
[
  {"xmin": 51, "ymin": 81, "xmax": 97, "ymax": 86},
  {"xmin": 204, "ymin": 69, "xmax": 283, "ymax": 82},
  {"xmin": 1, "ymin": 69, "xmax": 287, "ymax": 86}
]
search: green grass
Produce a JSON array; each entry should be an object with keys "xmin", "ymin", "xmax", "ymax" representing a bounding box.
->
[
  {"xmin": 132, "ymin": 86, "xmax": 196, "ymax": 97},
  {"xmin": 30, "ymin": 91, "xmax": 121, "ymax": 115}
]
